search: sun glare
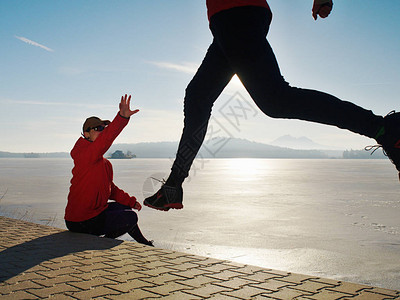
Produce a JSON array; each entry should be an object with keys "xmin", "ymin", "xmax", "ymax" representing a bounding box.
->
[{"xmin": 226, "ymin": 158, "xmax": 261, "ymax": 178}]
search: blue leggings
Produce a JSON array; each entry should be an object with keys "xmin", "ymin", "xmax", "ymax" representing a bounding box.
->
[
  {"xmin": 171, "ymin": 6, "xmax": 383, "ymax": 179},
  {"xmin": 66, "ymin": 202, "xmax": 149, "ymax": 244}
]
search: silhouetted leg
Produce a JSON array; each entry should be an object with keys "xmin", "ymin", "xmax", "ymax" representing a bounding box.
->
[
  {"xmin": 170, "ymin": 40, "xmax": 235, "ymax": 181},
  {"xmin": 210, "ymin": 6, "xmax": 383, "ymax": 139}
]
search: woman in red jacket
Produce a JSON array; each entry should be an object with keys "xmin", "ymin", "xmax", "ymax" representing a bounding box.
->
[{"xmin": 65, "ymin": 94, "xmax": 153, "ymax": 246}]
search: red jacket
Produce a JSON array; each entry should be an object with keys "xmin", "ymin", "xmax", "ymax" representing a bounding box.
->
[
  {"xmin": 206, "ymin": 0, "xmax": 270, "ymax": 20},
  {"xmin": 65, "ymin": 113, "xmax": 137, "ymax": 222}
]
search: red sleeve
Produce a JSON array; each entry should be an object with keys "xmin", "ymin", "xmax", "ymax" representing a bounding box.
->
[
  {"xmin": 110, "ymin": 182, "xmax": 137, "ymax": 208},
  {"xmin": 84, "ymin": 113, "xmax": 129, "ymax": 163}
]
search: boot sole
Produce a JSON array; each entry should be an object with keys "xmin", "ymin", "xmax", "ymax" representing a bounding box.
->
[
  {"xmin": 143, "ymin": 202, "xmax": 170, "ymax": 211},
  {"xmin": 165, "ymin": 203, "xmax": 183, "ymax": 209},
  {"xmin": 143, "ymin": 201, "xmax": 183, "ymax": 211}
]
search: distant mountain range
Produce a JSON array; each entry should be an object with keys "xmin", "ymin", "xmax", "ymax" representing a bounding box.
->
[
  {"xmin": 269, "ymin": 135, "xmax": 340, "ymax": 150},
  {"xmin": 0, "ymin": 151, "xmax": 69, "ymax": 158},
  {"xmin": 0, "ymin": 136, "xmax": 386, "ymax": 159},
  {"xmin": 107, "ymin": 139, "xmax": 336, "ymax": 159},
  {"xmin": 106, "ymin": 137, "xmax": 384, "ymax": 159}
]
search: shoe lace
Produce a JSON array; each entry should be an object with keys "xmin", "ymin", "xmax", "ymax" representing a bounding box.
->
[
  {"xmin": 386, "ymin": 110, "xmax": 396, "ymax": 117},
  {"xmin": 364, "ymin": 110, "xmax": 398, "ymax": 156},
  {"xmin": 150, "ymin": 177, "xmax": 166, "ymax": 184},
  {"xmin": 364, "ymin": 145, "xmax": 387, "ymax": 156}
]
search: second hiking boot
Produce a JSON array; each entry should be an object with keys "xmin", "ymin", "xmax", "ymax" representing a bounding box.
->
[{"xmin": 144, "ymin": 184, "xmax": 183, "ymax": 211}]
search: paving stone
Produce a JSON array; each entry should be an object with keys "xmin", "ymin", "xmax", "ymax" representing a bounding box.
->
[
  {"xmin": 37, "ymin": 266, "xmax": 83, "ymax": 277},
  {"xmin": 242, "ymin": 271, "xmax": 284, "ymax": 282},
  {"xmin": 263, "ymin": 269, "xmax": 291, "ymax": 277},
  {"xmin": 213, "ymin": 277, "xmax": 260, "ymax": 289},
  {"xmin": 103, "ymin": 272, "xmax": 150, "ymax": 283},
  {"xmin": 263, "ymin": 286, "xmax": 314, "ymax": 299},
  {"xmin": 221, "ymin": 285, "xmax": 275, "ymax": 299},
  {"xmin": 156, "ymin": 251, "xmax": 190, "ymax": 260},
  {"xmin": 342, "ymin": 290, "xmax": 399, "ymax": 300},
  {"xmin": 208, "ymin": 294, "xmax": 243, "ymax": 300},
  {"xmin": 305, "ymin": 289, "xmax": 354, "ymax": 300},
  {"xmin": 160, "ymin": 255, "xmax": 198, "ymax": 265},
  {"xmin": 0, "ymin": 290, "xmax": 38, "ymax": 299},
  {"xmin": 326, "ymin": 282, "xmax": 373, "ymax": 295},
  {"xmin": 40, "ymin": 259, "xmax": 82, "ymax": 270},
  {"xmin": 136, "ymin": 266, "xmax": 177, "ymax": 276},
  {"xmin": 70, "ymin": 269, "xmax": 114, "ymax": 281},
  {"xmin": 65, "ymin": 286, "xmax": 121, "ymax": 299},
  {"xmin": 184, "ymin": 283, "xmax": 234, "ymax": 298},
  {"xmin": 0, "ymin": 280, "xmax": 43, "ymax": 294},
  {"xmin": 276, "ymin": 272, "xmax": 319, "ymax": 284},
  {"xmin": 170, "ymin": 267, "xmax": 213, "ymax": 279},
  {"xmin": 68, "ymin": 277, "xmax": 119, "ymax": 290},
  {"xmin": 309, "ymin": 277, "xmax": 341, "ymax": 286},
  {"xmin": 28, "ymin": 283, "xmax": 81, "ymax": 298},
  {"xmin": 143, "ymin": 281, "xmax": 194, "ymax": 296},
  {"xmin": 367, "ymin": 287, "xmax": 400, "ymax": 297},
  {"xmin": 249, "ymin": 278, "xmax": 297, "ymax": 292},
  {"xmin": 140, "ymin": 272, "xmax": 187, "ymax": 285},
  {"xmin": 1, "ymin": 216, "xmax": 399, "ymax": 300},
  {"xmin": 290, "ymin": 280, "xmax": 337, "ymax": 293},
  {"xmin": 32, "ymin": 275, "xmax": 82, "ymax": 288},
  {"xmin": 149, "ymin": 290, "xmax": 203, "ymax": 300},
  {"xmin": 175, "ymin": 275, "xmax": 222, "ymax": 288},
  {"xmin": 105, "ymin": 279, "xmax": 155, "ymax": 293},
  {"xmin": 3, "ymin": 270, "xmax": 47, "ymax": 283},
  {"xmin": 108, "ymin": 289, "xmax": 160, "ymax": 299},
  {"xmin": 199, "ymin": 263, "xmax": 237, "ymax": 273},
  {"xmin": 252, "ymin": 295, "xmax": 278, "ymax": 299},
  {"xmin": 141, "ymin": 259, "xmax": 174, "ymax": 269},
  {"xmin": 167, "ymin": 262, "xmax": 202, "ymax": 271},
  {"xmin": 205, "ymin": 269, "xmax": 247, "ymax": 281},
  {"xmin": 193, "ymin": 257, "xmax": 226, "ymax": 266},
  {"xmin": 103, "ymin": 259, "xmax": 142, "ymax": 269},
  {"xmin": 229, "ymin": 264, "xmax": 271, "ymax": 275},
  {"xmin": 93, "ymin": 263, "xmax": 139, "ymax": 275}
]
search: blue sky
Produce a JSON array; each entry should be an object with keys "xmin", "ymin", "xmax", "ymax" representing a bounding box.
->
[{"xmin": 1, "ymin": 0, "xmax": 400, "ymax": 152}]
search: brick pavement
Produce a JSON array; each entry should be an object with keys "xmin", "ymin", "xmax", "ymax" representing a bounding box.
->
[{"xmin": 0, "ymin": 216, "xmax": 399, "ymax": 299}]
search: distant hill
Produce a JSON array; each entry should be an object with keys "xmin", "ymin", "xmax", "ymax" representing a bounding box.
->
[
  {"xmin": 0, "ymin": 151, "xmax": 69, "ymax": 158},
  {"xmin": 270, "ymin": 135, "xmax": 340, "ymax": 150},
  {"xmin": 108, "ymin": 141, "xmax": 178, "ymax": 159},
  {"xmin": 107, "ymin": 138, "xmax": 339, "ymax": 159},
  {"xmin": 0, "ymin": 137, "xmax": 387, "ymax": 159}
]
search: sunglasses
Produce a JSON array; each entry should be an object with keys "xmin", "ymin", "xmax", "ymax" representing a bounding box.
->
[
  {"xmin": 88, "ymin": 125, "xmax": 107, "ymax": 131},
  {"xmin": 92, "ymin": 125, "xmax": 106, "ymax": 132}
]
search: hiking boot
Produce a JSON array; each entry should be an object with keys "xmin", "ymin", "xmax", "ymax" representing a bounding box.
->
[
  {"xmin": 144, "ymin": 184, "xmax": 183, "ymax": 211},
  {"xmin": 372, "ymin": 111, "xmax": 400, "ymax": 178}
]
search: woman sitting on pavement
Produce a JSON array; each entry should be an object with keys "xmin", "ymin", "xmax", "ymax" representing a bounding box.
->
[{"xmin": 65, "ymin": 94, "xmax": 153, "ymax": 246}]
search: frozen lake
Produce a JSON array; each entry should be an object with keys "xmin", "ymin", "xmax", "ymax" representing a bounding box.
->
[{"xmin": 0, "ymin": 158, "xmax": 399, "ymax": 290}]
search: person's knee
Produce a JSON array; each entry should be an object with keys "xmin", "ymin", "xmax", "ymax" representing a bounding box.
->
[
  {"xmin": 119, "ymin": 210, "xmax": 138, "ymax": 227},
  {"xmin": 104, "ymin": 211, "xmax": 138, "ymax": 238},
  {"xmin": 129, "ymin": 211, "xmax": 138, "ymax": 225},
  {"xmin": 254, "ymin": 82, "xmax": 294, "ymax": 118}
]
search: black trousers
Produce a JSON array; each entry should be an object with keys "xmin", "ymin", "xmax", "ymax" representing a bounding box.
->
[
  {"xmin": 66, "ymin": 202, "xmax": 147, "ymax": 243},
  {"xmin": 171, "ymin": 6, "xmax": 383, "ymax": 179}
]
